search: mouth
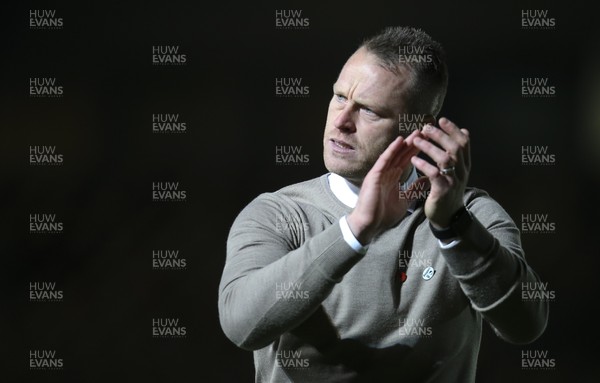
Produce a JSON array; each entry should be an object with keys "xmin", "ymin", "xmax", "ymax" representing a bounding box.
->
[{"xmin": 329, "ymin": 138, "xmax": 355, "ymax": 153}]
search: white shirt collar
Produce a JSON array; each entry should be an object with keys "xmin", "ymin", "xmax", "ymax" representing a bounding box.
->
[
  {"xmin": 328, "ymin": 166, "xmax": 419, "ymax": 209},
  {"xmin": 328, "ymin": 173, "xmax": 360, "ymax": 208}
]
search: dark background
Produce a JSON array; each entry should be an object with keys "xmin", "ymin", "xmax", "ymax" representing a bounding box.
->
[{"xmin": 2, "ymin": 0, "xmax": 599, "ymax": 382}]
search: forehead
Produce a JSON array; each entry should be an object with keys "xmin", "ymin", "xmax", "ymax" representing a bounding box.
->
[{"xmin": 335, "ymin": 48, "xmax": 409, "ymax": 106}]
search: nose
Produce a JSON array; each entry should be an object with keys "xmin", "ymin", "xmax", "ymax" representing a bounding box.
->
[{"xmin": 333, "ymin": 104, "xmax": 356, "ymax": 132}]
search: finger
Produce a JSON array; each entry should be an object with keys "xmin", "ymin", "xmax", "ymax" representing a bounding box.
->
[
  {"xmin": 416, "ymin": 131, "xmax": 467, "ymax": 180},
  {"xmin": 372, "ymin": 136, "xmax": 405, "ymax": 172},
  {"xmin": 411, "ymin": 156, "xmax": 439, "ymax": 178},
  {"xmin": 390, "ymin": 132, "xmax": 420, "ymax": 165},
  {"xmin": 421, "ymin": 121, "xmax": 470, "ymax": 179},
  {"xmin": 388, "ymin": 143, "xmax": 418, "ymax": 184},
  {"xmin": 439, "ymin": 117, "xmax": 467, "ymax": 145},
  {"xmin": 396, "ymin": 129, "xmax": 423, "ymax": 168},
  {"xmin": 379, "ymin": 134, "xmax": 419, "ymax": 172},
  {"xmin": 412, "ymin": 136, "xmax": 455, "ymax": 168},
  {"xmin": 403, "ymin": 128, "xmax": 423, "ymax": 147},
  {"xmin": 392, "ymin": 142, "xmax": 420, "ymax": 170},
  {"xmin": 460, "ymin": 128, "xmax": 471, "ymax": 170},
  {"xmin": 420, "ymin": 124, "xmax": 459, "ymax": 156}
]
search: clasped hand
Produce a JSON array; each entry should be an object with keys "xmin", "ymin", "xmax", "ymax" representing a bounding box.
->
[{"xmin": 347, "ymin": 118, "xmax": 471, "ymax": 244}]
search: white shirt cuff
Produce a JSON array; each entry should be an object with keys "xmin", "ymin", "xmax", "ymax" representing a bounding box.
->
[
  {"xmin": 438, "ymin": 239, "xmax": 461, "ymax": 249},
  {"xmin": 339, "ymin": 216, "xmax": 368, "ymax": 255}
]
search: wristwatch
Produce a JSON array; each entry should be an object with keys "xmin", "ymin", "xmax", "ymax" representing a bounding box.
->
[{"xmin": 429, "ymin": 206, "xmax": 473, "ymax": 240}]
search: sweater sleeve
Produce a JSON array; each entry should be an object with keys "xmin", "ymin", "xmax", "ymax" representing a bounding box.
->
[
  {"xmin": 439, "ymin": 190, "xmax": 549, "ymax": 344},
  {"xmin": 218, "ymin": 194, "xmax": 364, "ymax": 350}
]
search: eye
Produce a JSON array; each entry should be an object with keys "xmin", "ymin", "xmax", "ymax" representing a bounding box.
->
[
  {"xmin": 335, "ymin": 94, "xmax": 347, "ymax": 103},
  {"xmin": 361, "ymin": 107, "xmax": 378, "ymax": 117}
]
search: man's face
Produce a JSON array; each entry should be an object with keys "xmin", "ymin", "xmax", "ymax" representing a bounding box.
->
[{"xmin": 323, "ymin": 47, "xmax": 409, "ymax": 184}]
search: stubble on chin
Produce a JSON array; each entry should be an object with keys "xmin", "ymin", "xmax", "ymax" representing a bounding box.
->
[{"xmin": 324, "ymin": 152, "xmax": 372, "ymax": 183}]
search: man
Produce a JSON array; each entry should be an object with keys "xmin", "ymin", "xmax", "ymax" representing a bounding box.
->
[{"xmin": 219, "ymin": 26, "xmax": 548, "ymax": 382}]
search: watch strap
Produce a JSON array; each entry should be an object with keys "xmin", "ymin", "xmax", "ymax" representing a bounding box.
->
[{"xmin": 429, "ymin": 206, "xmax": 472, "ymax": 240}]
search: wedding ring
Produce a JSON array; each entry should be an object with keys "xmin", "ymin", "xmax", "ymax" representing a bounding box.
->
[{"xmin": 440, "ymin": 166, "xmax": 456, "ymax": 175}]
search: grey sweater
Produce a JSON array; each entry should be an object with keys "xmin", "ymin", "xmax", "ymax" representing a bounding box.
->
[{"xmin": 219, "ymin": 174, "xmax": 548, "ymax": 382}]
